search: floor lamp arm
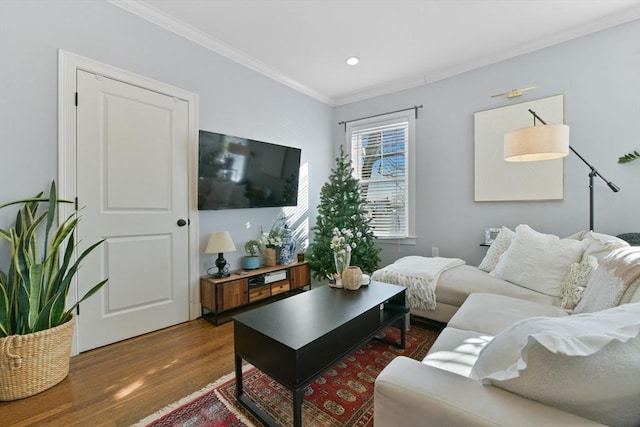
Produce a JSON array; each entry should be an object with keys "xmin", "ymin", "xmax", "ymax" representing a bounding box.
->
[
  {"xmin": 527, "ymin": 109, "xmax": 621, "ymax": 231},
  {"xmin": 569, "ymin": 146, "xmax": 619, "ymax": 192}
]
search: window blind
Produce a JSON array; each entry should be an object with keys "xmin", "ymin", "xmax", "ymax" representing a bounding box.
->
[{"xmin": 350, "ymin": 120, "xmax": 409, "ymax": 238}]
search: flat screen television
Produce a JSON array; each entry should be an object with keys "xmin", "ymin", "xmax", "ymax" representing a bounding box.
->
[{"xmin": 198, "ymin": 130, "xmax": 301, "ymax": 210}]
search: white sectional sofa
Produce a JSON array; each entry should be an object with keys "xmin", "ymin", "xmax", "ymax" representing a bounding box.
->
[
  {"xmin": 398, "ymin": 226, "xmax": 631, "ymax": 323},
  {"xmin": 373, "ymin": 225, "xmax": 640, "ymax": 426}
]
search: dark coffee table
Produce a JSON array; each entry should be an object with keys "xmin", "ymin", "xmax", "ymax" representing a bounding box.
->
[{"xmin": 233, "ymin": 281, "xmax": 407, "ymax": 427}]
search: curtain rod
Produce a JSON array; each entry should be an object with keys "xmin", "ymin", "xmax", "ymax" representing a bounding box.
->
[{"xmin": 338, "ymin": 105, "xmax": 423, "ymax": 132}]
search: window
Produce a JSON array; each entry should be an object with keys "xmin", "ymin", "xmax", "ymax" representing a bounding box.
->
[{"xmin": 348, "ymin": 112, "xmax": 415, "ymax": 240}]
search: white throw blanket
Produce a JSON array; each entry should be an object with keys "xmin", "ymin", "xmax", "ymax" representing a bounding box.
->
[{"xmin": 371, "ymin": 256, "xmax": 465, "ymax": 310}]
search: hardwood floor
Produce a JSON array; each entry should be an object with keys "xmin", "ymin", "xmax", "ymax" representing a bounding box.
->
[{"xmin": 2, "ymin": 319, "xmax": 235, "ymax": 426}]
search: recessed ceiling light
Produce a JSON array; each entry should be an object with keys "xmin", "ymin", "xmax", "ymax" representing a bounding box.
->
[{"xmin": 346, "ymin": 56, "xmax": 360, "ymax": 66}]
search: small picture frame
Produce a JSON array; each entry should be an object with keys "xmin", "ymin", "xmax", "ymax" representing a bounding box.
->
[{"xmin": 484, "ymin": 228, "xmax": 501, "ymax": 245}]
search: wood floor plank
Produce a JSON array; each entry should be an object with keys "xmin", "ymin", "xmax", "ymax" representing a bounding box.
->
[{"xmin": 1, "ymin": 319, "xmax": 234, "ymax": 426}]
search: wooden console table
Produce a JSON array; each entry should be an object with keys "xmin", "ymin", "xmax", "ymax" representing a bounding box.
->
[{"xmin": 200, "ymin": 261, "xmax": 311, "ymax": 325}]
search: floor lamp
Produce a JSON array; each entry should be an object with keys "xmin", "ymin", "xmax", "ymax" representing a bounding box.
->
[{"xmin": 504, "ymin": 109, "xmax": 620, "ymax": 231}]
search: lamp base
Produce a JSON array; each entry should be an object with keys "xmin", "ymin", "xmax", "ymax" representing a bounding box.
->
[
  {"xmin": 213, "ymin": 252, "xmax": 230, "ymax": 279},
  {"xmin": 213, "ymin": 271, "xmax": 230, "ymax": 279}
]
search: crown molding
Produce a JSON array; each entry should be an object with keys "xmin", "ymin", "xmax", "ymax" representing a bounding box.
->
[
  {"xmin": 107, "ymin": 0, "xmax": 335, "ymax": 106},
  {"xmin": 109, "ymin": 0, "xmax": 639, "ymax": 108},
  {"xmin": 333, "ymin": 10, "xmax": 640, "ymax": 106}
]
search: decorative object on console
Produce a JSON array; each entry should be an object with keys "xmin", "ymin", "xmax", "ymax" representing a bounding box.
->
[
  {"xmin": 504, "ymin": 109, "xmax": 621, "ymax": 231},
  {"xmin": 342, "ymin": 266, "xmax": 364, "ymax": 290},
  {"xmin": 277, "ymin": 224, "xmax": 296, "ymax": 265},
  {"xmin": 242, "ymin": 240, "xmax": 261, "ymax": 270},
  {"xmin": 263, "ymin": 247, "xmax": 276, "ymax": 267},
  {"xmin": 260, "ymin": 219, "xmax": 285, "ymax": 267},
  {"xmin": 205, "ymin": 231, "xmax": 236, "ymax": 278},
  {"xmin": 296, "ymin": 239, "xmax": 307, "ymax": 263}
]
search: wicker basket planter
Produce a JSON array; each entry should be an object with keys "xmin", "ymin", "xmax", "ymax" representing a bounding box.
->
[{"xmin": 0, "ymin": 315, "xmax": 75, "ymax": 401}]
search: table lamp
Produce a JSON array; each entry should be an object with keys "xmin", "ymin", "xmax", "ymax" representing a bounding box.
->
[{"xmin": 205, "ymin": 231, "xmax": 237, "ymax": 278}]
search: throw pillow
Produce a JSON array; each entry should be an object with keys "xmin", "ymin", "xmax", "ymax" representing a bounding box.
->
[
  {"xmin": 582, "ymin": 231, "xmax": 630, "ymax": 263},
  {"xmin": 560, "ymin": 255, "xmax": 597, "ymax": 310},
  {"xmin": 564, "ymin": 230, "xmax": 586, "ymax": 240},
  {"xmin": 470, "ymin": 303, "xmax": 640, "ymax": 427},
  {"xmin": 478, "ymin": 226, "xmax": 513, "ymax": 272},
  {"xmin": 574, "ymin": 246, "xmax": 640, "ymax": 314},
  {"xmin": 490, "ymin": 224, "xmax": 584, "ymax": 297}
]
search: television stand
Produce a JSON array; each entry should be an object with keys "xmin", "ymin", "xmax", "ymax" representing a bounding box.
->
[{"xmin": 200, "ymin": 261, "xmax": 311, "ymax": 325}]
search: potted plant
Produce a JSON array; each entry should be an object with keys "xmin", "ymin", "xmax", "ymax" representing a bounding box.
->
[
  {"xmin": 260, "ymin": 221, "xmax": 285, "ymax": 267},
  {"xmin": 242, "ymin": 240, "xmax": 261, "ymax": 270},
  {"xmin": 618, "ymin": 150, "xmax": 639, "ymax": 164},
  {"xmin": 0, "ymin": 181, "xmax": 108, "ymax": 401}
]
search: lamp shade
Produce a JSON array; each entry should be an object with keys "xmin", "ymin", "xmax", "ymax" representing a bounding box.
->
[
  {"xmin": 205, "ymin": 231, "xmax": 236, "ymax": 254},
  {"xmin": 504, "ymin": 124, "xmax": 569, "ymax": 162}
]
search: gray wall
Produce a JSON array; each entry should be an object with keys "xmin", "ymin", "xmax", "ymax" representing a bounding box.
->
[
  {"xmin": 1, "ymin": 1, "xmax": 638, "ymax": 276},
  {"xmin": 334, "ymin": 20, "xmax": 640, "ymax": 267},
  {"xmin": 0, "ymin": 1, "xmax": 333, "ymax": 274}
]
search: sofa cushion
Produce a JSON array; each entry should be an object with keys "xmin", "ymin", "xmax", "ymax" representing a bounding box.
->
[
  {"xmin": 375, "ymin": 357, "xmax": 607, "ymax": 427},
  {"xmin": 478, "ymin": 226, "xmax": 513, "ymax": 272},
  {"xmin": 436, "ymin": 266, "xmax": 560, "ymax": 308},
  {"xmin": 470, "ymin": 302, "xmax": 640, "ymax": 427},
  {"xmin": 447, "ymin": 293, "xmax": 568, "ymax": 336},
  {"xmin": 582, "ymin": 231, "xmax": 630, "ymax": 263},
  {"xmin": 617, "ymin": 232, "xmax": 640, "ymax": 246},
  {"xmin": 559, "ymin": 254, "xmax": 597, "ymax": 309},
  {"xmin": 574, "ymin": 246, "xmax": 640, "ymax": 314},
  {"xmin": 491, "ymin": 224, "xmax": 584, "ymax": 297},
  {"xmin": 422, "ymin": 327, "xmax": 492, "ymax": 377}
]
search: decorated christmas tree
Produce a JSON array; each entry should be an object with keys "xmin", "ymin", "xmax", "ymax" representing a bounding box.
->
[{"xmin": 308, "ymin": 146, "xmax": 380, "ymax": 280}]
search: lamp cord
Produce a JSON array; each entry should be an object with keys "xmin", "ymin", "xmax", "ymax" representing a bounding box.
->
[{"xmin": 207, "ymin": 264, "xmax": 230, "ymax": 277}]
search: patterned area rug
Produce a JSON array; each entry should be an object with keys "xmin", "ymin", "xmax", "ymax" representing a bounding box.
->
[{"xmin": 136, "ymin": 324, "xmax": 439, "ymax": 427}]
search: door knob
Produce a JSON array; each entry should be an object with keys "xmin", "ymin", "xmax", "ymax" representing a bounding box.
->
[{"xmin": 177, "ymin": 219, "xmax": 187, "ymax": 227}]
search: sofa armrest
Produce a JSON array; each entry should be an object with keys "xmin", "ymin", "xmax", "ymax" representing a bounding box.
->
[{"xmin": 374, "ymin": 357, "xmax": 604, "ymax": 427}]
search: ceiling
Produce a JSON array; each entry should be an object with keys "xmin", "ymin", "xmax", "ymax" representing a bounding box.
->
[{"xmin": 112, "ymin": 0, "xmax": 640, "ymax": 106}]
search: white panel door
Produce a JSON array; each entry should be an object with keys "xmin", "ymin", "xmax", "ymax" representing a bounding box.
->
[{"xmin": 75, "ymin": 70, "xmax": 190, "ymax": 351}]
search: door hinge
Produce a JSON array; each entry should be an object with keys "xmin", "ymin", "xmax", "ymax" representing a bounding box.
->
[
  {"xmin": 75, "ymin": 92, "xmax": 78, "ymax": 106},
  {"xmin": 75, "ymin": 197, "xmax": 78, "ymax": 211},
  {"xmin": 76, "ymin": 305, "xmax": 80, "ymax": 315}
]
